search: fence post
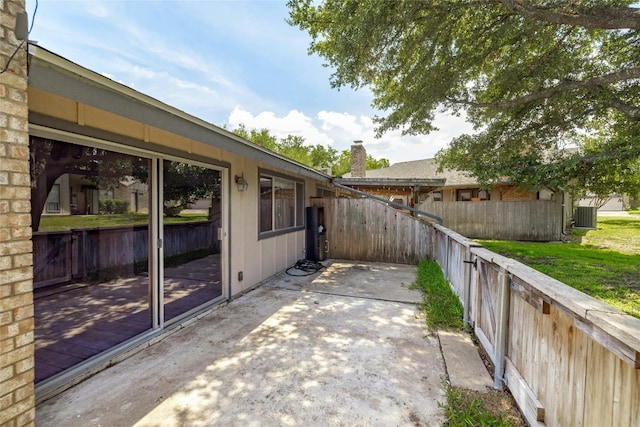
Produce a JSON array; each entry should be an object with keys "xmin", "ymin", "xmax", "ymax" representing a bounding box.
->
[
  {"xmin": 81, "ymin": 229, "xmax": 87, "ymax": 277},
  {"xmin": 463, "ymin": 245, "xmax": 471, "ymax": 325},
  {"xmin": 444, "ymin": 235, "xmax": 450, "ymax": 280},
  {"xmin": 463, "ymin": 243, "xmax": 481, "ymax": 326},
  {"xmin": 494, "ymin": 266, "xmax": 511, "ymax": 389}
]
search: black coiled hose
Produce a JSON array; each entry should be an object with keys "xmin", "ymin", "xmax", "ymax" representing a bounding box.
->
[{"xmin": 285, "ymin": 259, "xmax": 325, "ymax": 276}]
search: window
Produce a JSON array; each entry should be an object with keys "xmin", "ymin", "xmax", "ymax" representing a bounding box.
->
[
  {"xmin": 430, "ymin": 191, "xmax": 443, "ymax": 202},
  {"xmin": 259, "ymin": 171, "xmax": 304, "ymax": 236},
  {"xmin": 295, "ymin": 182, "xmax": 304, "ymax": 226},
  {"xmin": 46, "ymin": 184, "xmax": 61, "ymax": 213},
  {"xmin": 260, "ymin": 176, "xmax": 273, "ymax": 233},
  {"xmin": 316, "ymin": 186, "xmax": 334, "ymax": 198},
  {"xmin": 457, "ymin": 189, "xmax": 473, "ymax": 201},
  {"xmin": 456, "ymin": 188, "xmax": 490, "ymax": 201},
  {"xmin": 162, "ymin": 160, "xmax": 223, "ymax": 323}
]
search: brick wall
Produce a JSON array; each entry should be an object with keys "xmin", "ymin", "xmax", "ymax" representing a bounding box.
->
[
  {"xmin": 495, "ymin": 184, "xmax": 536, "ymax": 201},
  {"xmin": 0, "ymin": 1, "xmax": 36, "ymax": 426}
]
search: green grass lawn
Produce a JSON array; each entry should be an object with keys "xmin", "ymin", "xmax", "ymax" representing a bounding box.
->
[
  {"xmin": 412, "ymin": 260, "xmax": 464, "ymax": 331},
  {"xmin": 39, "ymin": 212, "xmax": 209, "ymax": 231},
  {"xmin": 480, "ymin": 214, "xmax": 640, "ymax": 319}
]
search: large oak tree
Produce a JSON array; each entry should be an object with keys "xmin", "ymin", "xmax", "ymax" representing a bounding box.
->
[{"xmin": 288, "ymin": 0, "xmax": 640, "ymax": 198}]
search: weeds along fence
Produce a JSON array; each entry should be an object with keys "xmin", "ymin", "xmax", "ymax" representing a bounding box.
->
[{"xmin": 314, "ymin": 197, "xmax": 640, "ymax": 427}]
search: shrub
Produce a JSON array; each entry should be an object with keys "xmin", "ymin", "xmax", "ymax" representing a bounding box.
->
[{"xmin": 99, "ymin": 198, "xmax": 129, "ymax": 214}]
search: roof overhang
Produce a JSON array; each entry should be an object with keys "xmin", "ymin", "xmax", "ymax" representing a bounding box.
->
[
  {"xmin": 27, "ymin": 43, "xmax": 330, "ymax": 183},
  {"xmin": 334, "ymin": 177, "xmax": 446, "ymax": 188}
]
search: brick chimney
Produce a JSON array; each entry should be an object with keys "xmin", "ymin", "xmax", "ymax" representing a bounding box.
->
[{"xmin": 350, "ymin": 140, "xmax": 366, "ymax": 177}]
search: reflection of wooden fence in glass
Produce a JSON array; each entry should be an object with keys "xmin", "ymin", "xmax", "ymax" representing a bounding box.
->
[
  {"xmin": 32, "ymin": 232, "xmax": 73, "ymax": 288},
  {"xmin": 33, "ymin": 221, "xmax": 219, "ymax": 288},
  {"xmin": 314, "ymin": 197, "xmax": 640, "ymax": 427},
  {"xmin": 274, "ymin": 198, "xmax": 295, "ymax": 230}
]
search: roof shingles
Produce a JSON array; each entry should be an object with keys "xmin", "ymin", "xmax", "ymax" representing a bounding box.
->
[{"xmin": 343, "ymin": 158, "xmax": 477, "ymax": 186}]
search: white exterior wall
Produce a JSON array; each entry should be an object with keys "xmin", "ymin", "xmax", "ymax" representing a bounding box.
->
[
  {"xmin": 578, "ymin": 195, "xmax": 626, "ymax": 211},
  {"xmin": 226, "ymin": 156, "xmax": 312, "ymax": 297}
]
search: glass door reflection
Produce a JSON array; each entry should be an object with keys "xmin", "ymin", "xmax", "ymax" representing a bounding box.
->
[{"xmin": 162, "ymin": 160, "xmax": 223, "ymax": 322}]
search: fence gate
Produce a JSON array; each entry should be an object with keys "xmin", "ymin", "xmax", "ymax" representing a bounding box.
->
[{"xmin": 473, "ymin": 257, "xmax": 500, "ymax": 363}]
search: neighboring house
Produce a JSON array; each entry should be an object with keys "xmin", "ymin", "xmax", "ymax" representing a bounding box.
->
[
  {"xmin": 338, "ymin": 142, "xmax": 445, "ymax": 208},
  {"xmin": 566, "ymin": 145, "xmax": 633, "ymax": 212},
  {"xmin": 2, "ymin": 35, "xmax": 335, "ymax": 416},
  {"xmin": 578, "ymin": 193, "xmax": 628, "ymax": 211},
  {"xmin": 43, "ymin": 174, "xmax": 150, "ymax": 215},
  {"xmin": 337, "ymin": 142, "xmax": 570, "ymax": 241}
]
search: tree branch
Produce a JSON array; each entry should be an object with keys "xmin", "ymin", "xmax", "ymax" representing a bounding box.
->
[
  {"xmin": 497, "ymin": 0, "xmax": 640, "ymax": 30},
  {"xmin": 448, "ymin": 66, "xmax": 640, "ymax": 119},
  {"xmin": 608, "ymin": 96, "xmax": 640, "ymax": 119}
]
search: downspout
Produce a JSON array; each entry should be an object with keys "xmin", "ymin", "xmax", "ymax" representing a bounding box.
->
[
  {"xmin": 331, "ymin": 180, "xmax": 443, "ymax": 225},
  {"xmin": 561, "ymin": 189, "xmax": 568, "ymax": 236},
  {"xmin": 556, "ymin": 186, "xmax": 570, "ymax": 237}
]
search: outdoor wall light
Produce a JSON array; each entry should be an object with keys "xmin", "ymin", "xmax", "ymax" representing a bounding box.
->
[
  {"xmin": 235, "ymin": 174, "xmax": 249, "ymax": 192},
  {"xmin": 14, "ymin": 12, "xmax": 28, "ymax": 40}
]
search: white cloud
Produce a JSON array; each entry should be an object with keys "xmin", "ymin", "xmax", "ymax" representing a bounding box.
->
[
  {"xmin": 227, "ymin": 108, "xmax": 474, "ymax": 164},
  {"xmin": 317, "ymin": 111, "xmax": 363, "ymax": 135},
  {"xmin": 84, "ymin": 1, "xmax": 111, "ymax": 19},
  {"xmin": 228, "ymin": 107, "xmax": 331, "ymax": 146},
  {"xmin": 315, "ymin": 111, "xmax": 376, "ymax": 149}
]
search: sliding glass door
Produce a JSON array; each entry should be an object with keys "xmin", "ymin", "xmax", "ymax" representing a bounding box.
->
[
  {"xmin": 161, "ymin": 160, "xmax": 224, "ymax": 323},
  {"xmin": 32, "ymin": 136, "xmax": 227, "ymax": 385},
  {"xmin": 31, "ymin": 136, "xmax": 153, "ymax": 382}
]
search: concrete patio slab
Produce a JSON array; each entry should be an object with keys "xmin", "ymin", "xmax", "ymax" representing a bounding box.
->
[
  {"xmin": 277, "ymin": 260, "xmax": 423, "ymax": 303},
  {"xmin": 439, "ymin": 331, "xmax": 494, "ymax": 392},
  {"xmin": 36, "ymin": 260, "xmax": 447, "ymax": 426}
]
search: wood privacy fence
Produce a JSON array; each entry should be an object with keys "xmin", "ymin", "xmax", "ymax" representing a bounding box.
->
[
  {"xmin": 314, "ymin": 197, "xmax": 640, "ymax": 427},
  {"xmin": 310, "ymin": 197, "xmax": 433, "ymax": 264},
  {"xmin": 33, "ymin": 221, "xmax": 219, "ymax": 288},
  {"xmin": 418, "ymin": 199, "xmax": 564, "ymax": 241}
]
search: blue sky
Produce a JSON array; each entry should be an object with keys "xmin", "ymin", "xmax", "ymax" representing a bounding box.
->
[{"xmin": 25, "ymin": 0, "xmax": 471, "ymax": 164}]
